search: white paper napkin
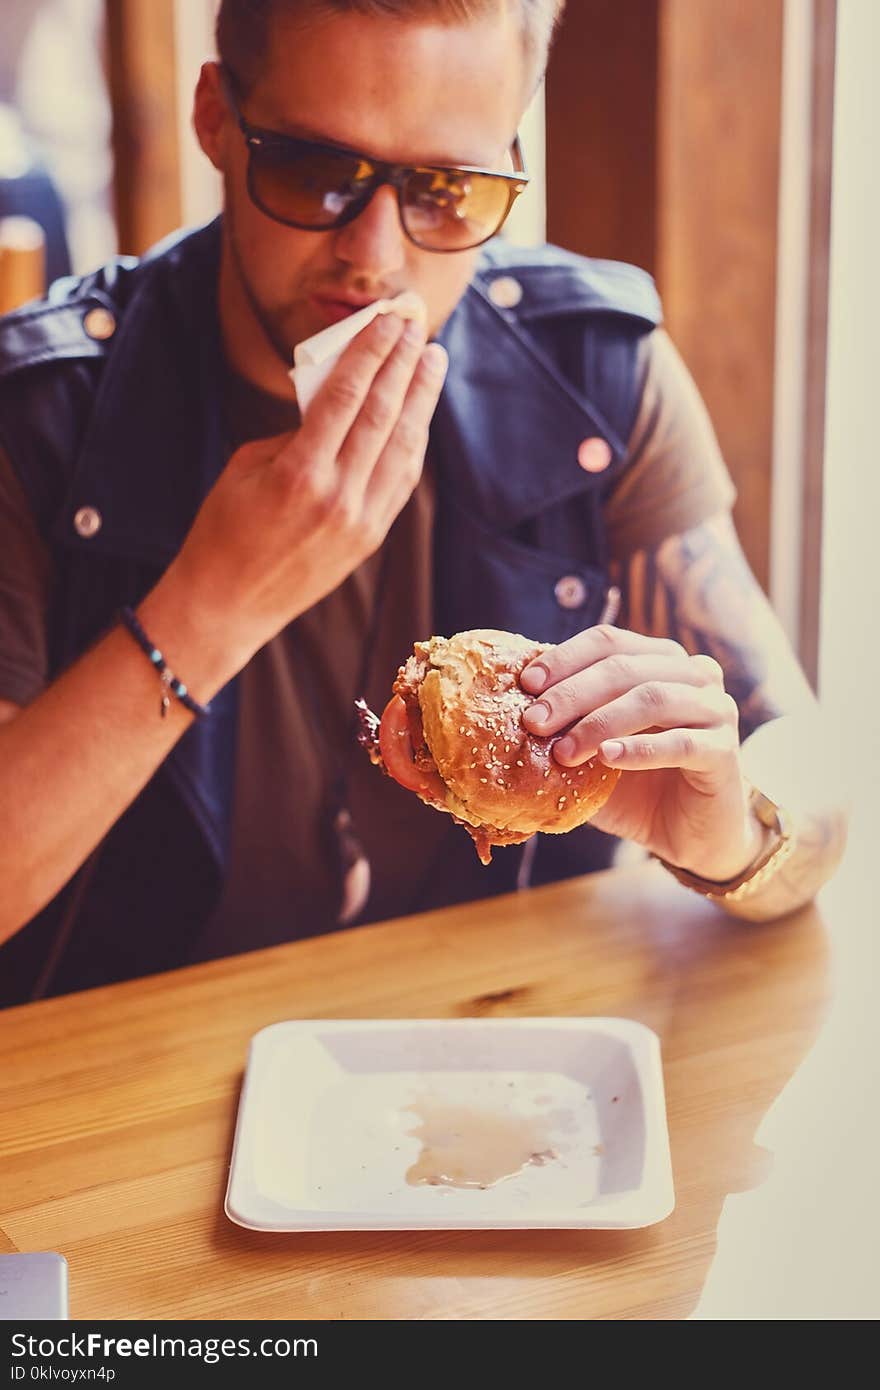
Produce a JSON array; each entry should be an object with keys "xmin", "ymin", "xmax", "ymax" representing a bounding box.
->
[{"xmin": 289, "ymin": 290, "xmax": 426, "ymax": 415}]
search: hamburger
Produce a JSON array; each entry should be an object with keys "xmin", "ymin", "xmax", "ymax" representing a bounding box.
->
[{"xmin": 357, "ymin": 629, "xmax": 620, "ymax": 864}]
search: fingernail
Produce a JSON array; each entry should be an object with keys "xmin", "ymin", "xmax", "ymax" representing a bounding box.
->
[
  {"xmin": 555, "ymin": 736, "xmax": 576, "ymax": 762},
  {"xmin": 601, "ymin": 740, "xmax": 624, "ymax": 761},
  {"xmin": 525, "ymin": 699, "xmax": 550, "ymax": 726},
  {"xmin": 421, "ymin": 343, "xmax": 448, "ymax": 374},
  {"xmin": 521, "ymin": 663, "xmax": 548, "ymax": 694}
]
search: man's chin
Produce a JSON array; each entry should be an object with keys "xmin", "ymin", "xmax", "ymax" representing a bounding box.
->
[
  {"xmin": 268, "ymin": 298, "xmax": 382, "ymax": 364},
  {"xmin": 260, "ymin": 308, "xmax": 315, "ymax": 370},
  {"xmin": 272, "ymin": 298, "xmax": 361, "ymax": 358}
]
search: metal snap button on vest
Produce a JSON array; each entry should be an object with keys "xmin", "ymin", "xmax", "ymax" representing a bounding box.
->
[
  {"xmin": 83, "ymin": 306, "xmax": 116, "ymax": 341},
  {"xmin": 488, "ymin": 275, "xmax": 523, "ymax": 309},
  {"xmin": 74, "ymin": 505, "xmax": 102, "ymax": 538},
  {"xmin": 554, "ymin": 574, "xmax": 587, "ymax": 610},
  {"xmin": 578, "ymin": 437, "xmax": 612, "ymax": 473}
]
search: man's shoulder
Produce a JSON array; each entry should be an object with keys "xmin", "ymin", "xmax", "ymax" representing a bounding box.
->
[
  {"xmin": 474, "ymin": 240, "xmax": 662, "ymax": 330},
  {"xmin": 0, "ymin": 220, "xmax": 220, "ymax": 386}
]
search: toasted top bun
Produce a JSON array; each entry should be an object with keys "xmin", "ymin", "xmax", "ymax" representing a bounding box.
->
[{"xmin": 396, "ymin": 629, "xmax": 620, "ymax": 840}]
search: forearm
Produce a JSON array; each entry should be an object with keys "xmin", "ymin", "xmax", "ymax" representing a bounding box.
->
[
  {"xmin": 0, "ymin": 571, "xmax": 239, "ymax": 944},
  {"xmin": 610, "ymin": 516, "xmax": 850, "ymax": 921},
  {"xmin": 716, "ymin": 712, "xmax": 850, "ymax": 923}
]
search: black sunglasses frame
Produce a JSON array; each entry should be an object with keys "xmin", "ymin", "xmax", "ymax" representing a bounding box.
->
[{"xmin": 219, "ymin": 66, "xmax": 529, "ymax": 253}]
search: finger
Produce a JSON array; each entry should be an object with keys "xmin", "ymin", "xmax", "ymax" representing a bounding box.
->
[
  {"xmin": 363, "ymin": 343, "xmax": 448, "ymax": 523},
  {"xmin": 522, "ymin": 651, "xmax": 725, "ymax": 738},
  {"xmin": 336, "ymin": 318, "xmax": 429, "ymax": 497},
  {"xmin": 552, "ymin": 683, "xmax": 739, "ymax": 765},
  {"xmin": 295, "ymin": 311, "xmax": 408, "ymax": 459},
  {"xmin": 593, "ymin": 724, "xmax": 739, "ymax": 773},
  {"xmin": 521, "ymin": 623, "xmax": 686, "ymax": 695}
]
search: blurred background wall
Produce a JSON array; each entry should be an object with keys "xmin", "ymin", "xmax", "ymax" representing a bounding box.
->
[{"xmin": 0, "ymin": 0, "xmax": 848, "ymax": 694}]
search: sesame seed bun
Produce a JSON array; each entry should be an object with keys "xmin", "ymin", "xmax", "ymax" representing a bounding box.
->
[{"xmin": 381, "ymin": 629, "xmax": 620, "ymax": 863}]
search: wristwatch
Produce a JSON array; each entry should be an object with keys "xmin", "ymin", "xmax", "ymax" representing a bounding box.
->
[{"xmin": 653, "ymin": 784, "xmax": 794, "ymax": 903}]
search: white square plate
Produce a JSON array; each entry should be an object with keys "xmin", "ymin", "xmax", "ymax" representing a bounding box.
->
[{"xmin": 224, "ymin": 1017, "xmax": 674, "ymax": 1231}]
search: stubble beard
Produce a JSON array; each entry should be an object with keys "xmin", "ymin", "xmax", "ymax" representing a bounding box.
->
[{"xmin": 224, "ymin": 203, "xmax": 312, "ymax": 370}]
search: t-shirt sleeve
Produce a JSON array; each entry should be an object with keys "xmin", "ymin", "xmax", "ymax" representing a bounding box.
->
[
  {"xmin": 0, "ymin": 444, "xmax": 52, "ymax": 705},
  {"xmin": 604, "ymin": 327, "xmax": 737, "ymax": 558}
]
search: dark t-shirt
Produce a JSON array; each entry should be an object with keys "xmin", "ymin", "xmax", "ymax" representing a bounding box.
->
[
  {"xmin": 190, "ymin": 366, "xmax": 450, "ymax": 959},
  {"xmin": 0, "ymin": 328, "xmax": 735, "ymax": 959}
]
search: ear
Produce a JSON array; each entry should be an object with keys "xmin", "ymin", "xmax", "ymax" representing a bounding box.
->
[{"xmin": 193, "ymin": 61, "xmax": 231, "ymax": 172}]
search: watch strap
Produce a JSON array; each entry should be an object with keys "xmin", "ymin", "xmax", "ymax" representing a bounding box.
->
[{"xmin": 653, "ymin": 784, "xmax": 794, "ymax": 902}]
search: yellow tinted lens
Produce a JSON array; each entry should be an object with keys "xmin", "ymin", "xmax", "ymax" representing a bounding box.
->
[
  {"xmin": 250, "ymin": 145, "xmax": 373, "ymax": 226},
  {"xmin": 402, "ymin": 169, "xmax": 511, "ymax": 249}
]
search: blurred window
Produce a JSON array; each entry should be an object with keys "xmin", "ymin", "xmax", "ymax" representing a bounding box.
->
[{"xmin": 0, "ymin": 0, "xmax": 115, "ymax": 281}]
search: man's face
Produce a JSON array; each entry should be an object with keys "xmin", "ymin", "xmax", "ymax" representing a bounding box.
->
[{"xmin": 199, "ymin": 8, "xmax": 529, "ymax": 375}]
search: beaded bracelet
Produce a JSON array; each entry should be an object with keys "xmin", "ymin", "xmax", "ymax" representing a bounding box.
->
[{"xmin": 118, "ymin": 606, "xmax": 211, "ymax": 719}]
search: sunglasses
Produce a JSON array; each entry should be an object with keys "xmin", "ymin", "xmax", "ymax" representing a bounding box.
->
[{"xmin": 220, "ymin": 66, "xmax": 529, "ymax": 253}]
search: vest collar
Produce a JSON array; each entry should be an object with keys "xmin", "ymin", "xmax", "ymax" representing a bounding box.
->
[{"xmin": 435, "ymin": 278, "xmax": 630, "ymax": 530}]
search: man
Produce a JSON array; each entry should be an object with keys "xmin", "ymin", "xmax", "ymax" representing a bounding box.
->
[{"xmin": 0, "ymin": 0, "xmax": 847, "ymax": 1006}]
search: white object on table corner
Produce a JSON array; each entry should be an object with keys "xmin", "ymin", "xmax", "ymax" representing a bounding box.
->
[{"xmin": 0, "ymin": 1252, "xmax": 69, "ymax": 1320}]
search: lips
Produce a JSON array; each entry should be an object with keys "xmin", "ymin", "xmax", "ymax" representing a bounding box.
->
[{"xmin": 310, "ymin": 293, "xmax": 385, "ymax": 326}]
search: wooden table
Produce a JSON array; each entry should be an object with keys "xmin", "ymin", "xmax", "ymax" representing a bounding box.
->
[{"xmin": 0, "ymin": 861, "xmax": 831, "ymax": 1320}]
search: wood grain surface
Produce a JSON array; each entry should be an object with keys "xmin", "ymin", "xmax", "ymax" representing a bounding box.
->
[{"xmin": 0, "ymin": 861, "xmax": 829, "ymax": 1320}]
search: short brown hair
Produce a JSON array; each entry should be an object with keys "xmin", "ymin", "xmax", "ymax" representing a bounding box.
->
[{"xmin": 216, "ymin": 0, "xmax": 566, "ymax": 96}]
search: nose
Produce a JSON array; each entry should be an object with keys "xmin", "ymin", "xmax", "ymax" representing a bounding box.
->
[{"xmin": 333, "ymin": 183, "xmax": 407, "ymax": 280}]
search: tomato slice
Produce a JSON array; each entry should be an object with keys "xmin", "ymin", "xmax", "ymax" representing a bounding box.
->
[{"xmin": 378, "ymin": 695, "xmax": 447, "ymax": 803}]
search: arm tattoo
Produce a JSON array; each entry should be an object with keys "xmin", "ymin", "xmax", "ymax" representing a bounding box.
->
[
  {"xmin": 609, "ymin": 513, "xmax": 848, "ymax": 922},
  {"xmin": 608, "ymin": 513, "xmax": 816, "ymax": 741}
]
